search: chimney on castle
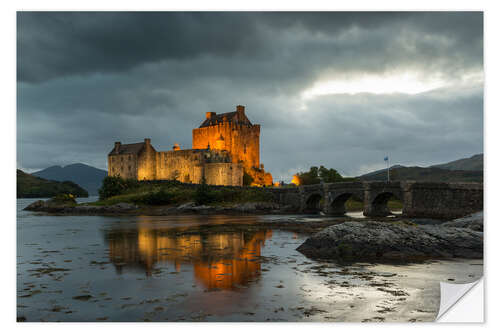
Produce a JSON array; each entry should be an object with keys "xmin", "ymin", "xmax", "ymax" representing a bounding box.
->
[
  {"xmin": 144, "ymin": 138, "xmax": 151, "ymax": 146},
  {"xmin": 114, "ymin": 142, "xmax": 121, "ymax": 152},
  {"xmin": 206, "ymin": 112, "xmax": 216, "ymax": 119},
  {"xmin": 236, "ymin": 105, "xmax": 245, "ymax": 117}
]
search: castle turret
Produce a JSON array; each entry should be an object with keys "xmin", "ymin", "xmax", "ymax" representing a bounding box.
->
[{"xmin": 236, "ymin": 105, "xmax": 245, "ymax": 120}]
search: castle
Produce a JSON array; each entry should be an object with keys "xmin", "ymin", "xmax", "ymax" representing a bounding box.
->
[{"xmin": 108, "ymin": 105, "xmax": 273, "ymax": 186}]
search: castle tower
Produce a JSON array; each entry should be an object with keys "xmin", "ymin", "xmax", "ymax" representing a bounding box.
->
[{"xmin": 192, "ymin": 105, "xmax": 261, "ymax": 171}]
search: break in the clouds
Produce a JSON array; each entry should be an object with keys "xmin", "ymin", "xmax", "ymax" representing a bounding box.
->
[{"xmin": 17, "ymin": 11, "xmax": 483, "ymax": 180}]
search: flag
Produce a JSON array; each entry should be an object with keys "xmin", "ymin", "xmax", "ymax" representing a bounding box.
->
[{"xmin": 384, "ymin": 156, "xmax": 388, "ymax": 161}]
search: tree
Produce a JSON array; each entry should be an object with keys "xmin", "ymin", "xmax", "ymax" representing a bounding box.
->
[
  {"xmin": 297, "ymin": 166, "xmax": 320, "ymax": 185},
  {"xmin": 98, "ymin": 176, "xmax": 138, "ymax": 200},
  {"xmin": 297, "ymin": 166, "xmax": 345, "ymax": 185},
  {"xmin": 319, "ymin": 166, "xmax": 343, "ymax": 183},
  {"xmin": 99, "ymin": 176, "xmax": 127, "ymax": 200}
]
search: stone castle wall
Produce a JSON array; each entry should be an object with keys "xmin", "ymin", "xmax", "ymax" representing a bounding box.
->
[
  {"xmin": 108, "ymin": 153, "xmax": 138, "ymax": 179},
  {"xmin": 205, "ymin": 163, "xmax": 244, "ymax": 186},
  {"xmin": 192, "ymin": 122, "xmax": 260, "ymax": 171},
  {"xmin": 156, "ymin": 150, "xmax": 205, "ymax": 183},
  {"xmin": 108, "ymin": 144, "xmax": 242, "ymax": 186},
  {"xmin": 137, "ymin": 140, "xmax": 157, "ymax": 181}
]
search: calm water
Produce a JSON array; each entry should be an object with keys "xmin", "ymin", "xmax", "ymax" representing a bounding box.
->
[{"xmin": 17, "ymin": 198, "xmax": 482, "ymax": 322}]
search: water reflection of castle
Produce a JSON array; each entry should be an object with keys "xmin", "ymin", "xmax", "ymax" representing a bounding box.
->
[{"xmin": 105, "ymin": 220, "xmax": 272, "ymax": 290}]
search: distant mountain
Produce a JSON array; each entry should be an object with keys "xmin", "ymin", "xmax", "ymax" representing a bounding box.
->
[
  {"xmin": 17, "ymin": 169, "xmax": 88, "ymax": 198},
  {"xmin": 358, "ymin": 154, "xmax": 483, "ymax": 183},
  {"xmin": 32, "ymin": 163, "xmax": 107, "ymax": 195},
  {"xmin": 359, "ymin": 166, "xmax": 482, "ymax": 183},
  {"xmin": 358, "ymin": 164, "xmax": 405, "ymax": 178},
  {"xmin": 431, "ymin": 153, "xmax": 483, "ymax": 171}
]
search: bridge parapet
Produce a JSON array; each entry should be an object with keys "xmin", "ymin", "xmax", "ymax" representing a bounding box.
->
[
  {"xmin": 403, "ymin": 182, "xmax": 483, "ymax": 219},
  {"xmin": 266, "ymin": 181, "xmax": 482, "ymax": 219},
  {"xmin": 264, "ymin": 187, "xmax": 301, "ymax": 211}
]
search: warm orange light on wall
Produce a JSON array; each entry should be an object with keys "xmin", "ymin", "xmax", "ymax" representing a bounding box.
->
[{"xmin": 291, "ymin": 174, "xmax": 300, "ymax": 186}]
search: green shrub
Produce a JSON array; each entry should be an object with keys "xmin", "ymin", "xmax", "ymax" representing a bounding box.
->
[
  {"xmin": 133, "ymin": 188, "xmax": 174, "ymax": 205},
  {"xmin": 194, "ymin": 177, "xmax": 214, "ymax": 205},
  {"xmin": 98, "ymin": 176, "xmax": 139, "ymax": 200},
  {"xmin": 51, "ymin": 193, "xmax": 77, "ymax": 204}
]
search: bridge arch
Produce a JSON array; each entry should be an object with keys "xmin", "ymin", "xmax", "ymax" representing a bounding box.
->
[
  {"xmin": 365, "ymin": 191, "xmax": 402, "ymax": 217},
  {"xmin": 304, "ymin": 192, "xmax": 323, "ymax": 214},
  {"xmin": 328, "ymin": 192, "xmax": 363, "ymax": 216}
]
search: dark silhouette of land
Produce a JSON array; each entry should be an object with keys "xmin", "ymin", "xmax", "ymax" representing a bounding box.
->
[
  {"xmin": 17, "ymin": 169, "xmax": 88, "ymax": 198},
  {"xmin": 32, "ymin": 163, "xmax": 107, "ymax": 195}
]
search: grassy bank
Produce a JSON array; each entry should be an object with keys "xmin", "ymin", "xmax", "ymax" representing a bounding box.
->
[
  {"xmin": 89, "ymin": 177, "xmax": 275, "ymax": 207},
  {"xmin": 88, "ymin": 176, "xmax": 404, "ymax": 211}
]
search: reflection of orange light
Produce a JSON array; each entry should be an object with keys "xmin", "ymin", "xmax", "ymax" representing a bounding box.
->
[
  {"xmin": 291, "ymin": 174, "xmax": 300, "ymax": 185},
  {"xmin": 107, "ymin": 221, "xmax": 272, "ymax": 289},
  {"xmin": 192, "ymin": 230, "xmax": 271, "ymax": 289}
]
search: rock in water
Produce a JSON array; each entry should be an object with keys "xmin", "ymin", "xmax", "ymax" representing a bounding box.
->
[
  {"xmin": 296, "ymin": 220, "xmax": 483, "ymax": 261},
  {"xmin": 24, "ymin": 200, "xmax": 47, "ymax": 211},
  {"xmin": 441, "ymin": 211, "xmax": 483, "ymax": 231}
]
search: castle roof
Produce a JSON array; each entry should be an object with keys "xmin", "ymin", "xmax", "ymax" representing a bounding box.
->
[
  {"xmin": 199, "ymin": 111, "xmax": 253, "ymax": 128},
  {"xmin": 108, "ymin": 142, "xmax": 145, "ymax": 155}
]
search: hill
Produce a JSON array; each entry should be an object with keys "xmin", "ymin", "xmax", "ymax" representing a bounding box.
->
[
  {"xmin": 32, "ymin": 163, "xmax": 107, "ymax": 195},
  {"xmin": 358, "ymin": 166, "xmax": 482, "ymax": 183},
  {"xmin": 431, "ymin": 153, "xmax": 483, "ymax": 171},
  {"xmin": 358, "ymin": 153, "xmax": 483, "ymax": 183},
  {"xmin": 357, "ymin": 164, "xmax": 405, "ymax": 178},
  {"xmin": 17, "ymin": 169, "xmax": 88, "ymax": 198}
]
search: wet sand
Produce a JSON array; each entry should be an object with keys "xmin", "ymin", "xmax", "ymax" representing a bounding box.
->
[{"xmin": 17, "ymin": 198, "xmax": 482, "ymax": 322}]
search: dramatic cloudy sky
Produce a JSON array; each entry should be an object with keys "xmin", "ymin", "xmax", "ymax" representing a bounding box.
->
[{"xmin": 17, "ymin": 12, "xmax": 483, "ymax": 181}]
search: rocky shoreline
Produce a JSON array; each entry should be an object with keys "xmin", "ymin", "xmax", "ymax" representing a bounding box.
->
[
  {"xmin": 296, "ymin": 212, "xmax": 483, "ymax": 262},
  {"xmin": 24, "ymin": 200, "xmax": 290, "ymax": 215}
]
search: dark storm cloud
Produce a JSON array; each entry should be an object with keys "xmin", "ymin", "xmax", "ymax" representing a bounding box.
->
[
  {"xmin": 17, "ymin": 12, "xmax": 483, "ymax": 179},
  {"xmin": 18, "ymin": 12, "xmax": 482, "ymax": 83}
]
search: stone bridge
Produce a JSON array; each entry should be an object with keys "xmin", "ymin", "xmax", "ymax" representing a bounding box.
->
[{"xmin": 267, "ymin": 181, "xmax": 483, "ymax": 219}]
